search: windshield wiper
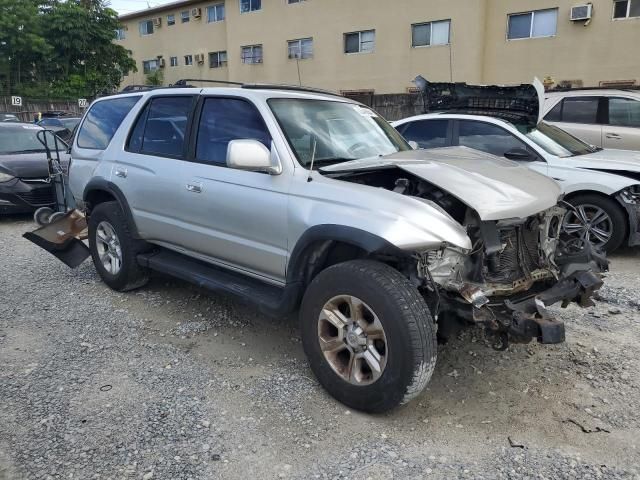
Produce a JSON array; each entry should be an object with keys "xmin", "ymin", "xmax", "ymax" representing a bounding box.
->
[{"xmin": 310, "ymin": 157, "xmax": 357, "ymax": 167}]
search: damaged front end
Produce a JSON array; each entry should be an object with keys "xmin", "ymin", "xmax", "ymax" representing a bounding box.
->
[{"xmin": 419, "ymin": 205, "xmax": 607, "ymax": 349}]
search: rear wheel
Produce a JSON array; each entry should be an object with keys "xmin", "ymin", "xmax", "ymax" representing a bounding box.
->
[
  {"xmin": 300, "ymin": 260, "xmax": 437, "ymax": 413},
  {"xmin": 88, "ymin": 201, "xmax": 149, "ymax": 291},
  {"xmin": 563, "ymin": 194, "xmax": 627, "ymax": 253}
]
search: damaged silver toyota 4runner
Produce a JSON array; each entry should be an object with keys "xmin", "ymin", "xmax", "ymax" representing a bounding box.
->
[{"xmin": 28, "ymin": 84, "xmax": 606, "ymax": 413}]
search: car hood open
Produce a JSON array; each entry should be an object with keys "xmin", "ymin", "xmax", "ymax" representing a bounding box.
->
[
  {"xmin": 413, "ymin": 75, "xmax": 545, "ymax": 127},
  {"xmin": 320, "ymin": 147, "xmax": 561, "ymax": 221}
]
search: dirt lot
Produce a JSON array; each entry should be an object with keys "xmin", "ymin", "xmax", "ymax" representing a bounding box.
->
[{"xmin": 1, "ymin": 214, "xmax": 639, "ymax": 480}]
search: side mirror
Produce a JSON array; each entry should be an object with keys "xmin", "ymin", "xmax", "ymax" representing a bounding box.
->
[
  {"xmin": 408, "ymin": 140, "xmax": 419, "ymax": 150},
  {"xmin": 226, "ymin": 139, "xmax": 282, "ymax": 175},
  {"xmin": 504, "ymin": 148, "xmax": 533, "ymax": 161}
]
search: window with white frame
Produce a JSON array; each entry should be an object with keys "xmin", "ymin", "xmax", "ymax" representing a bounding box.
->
[
  {"xmin": 167, "ymin": 14, "xmax": 175, "ymax": 25},
  {"xmin": 184, "ymin": 54, "xmax": 193, "ymax": 66},
  {"xmin": 241, "ymin": 45, "xmax": 263, "ymax": 64},
  {"xmin": 507, "ymin": 9, "xmax": 558, "ymax": 40},
  {"xmin": 412, "ymin": 20, "xmax": 450, "ymax": 47},
  {"xmin": 344, "ymin": 30, "xmax": 375, "ymax": 54},
  {"xmin": 240, "ymin": 0, "xmax": 261, "ymax": 13},
  {"xmin": 170, "ymin": 56, "xmax": 178, "ymax": 67},
  {"xmin": 115, "ymin": 28, "xmax": 126, "ymax": 40},
  {"xmin": 139, "ymin": 20, "xmax": 154, "ymax": 36},
  {"xmin": 181, "ymin": 10, "xmax": 190, "ymax": 22},
  {"xmin": 209, "ymin": 51, "xmax": 228, "ymax": 68},
  {"xmin": 288, "ymin": 38, "xmax": 313, "ymax": 59},
  {"xmin": 614, "ymin": 0, "xmax": 640, "ymax": 18},
  {"xmin": 143, "ymin": 59, "xmax": 158, "ymax": 74},
  {"xmin": 207, "ymin": 4, "xmax": 225, "ymax": 22}
]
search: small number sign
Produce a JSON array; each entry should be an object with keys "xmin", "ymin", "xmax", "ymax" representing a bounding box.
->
[
  {"xmin": 78, "ymin": 98, "xmax": 88, "ymax": 108},
  {"xmin": 11, "ymin": 96, "xmax": 22, "ymax": 106}
]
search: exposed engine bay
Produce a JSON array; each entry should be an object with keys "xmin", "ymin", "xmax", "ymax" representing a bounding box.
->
[{"xmin": 327, "ymin": 166, "xmax": 607, "ymax": 349}]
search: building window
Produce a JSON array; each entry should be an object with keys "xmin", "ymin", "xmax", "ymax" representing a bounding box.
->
[
  {"xmin": 288, "ymin": 38, "xmax": 313, "ymax": 59},
  {"xmin": 344, "ymin": 30, "xmax": 375, "ymax": 54},
  {"xmin": 170, "ymin": 56, "xmax": 179, "ymax": 67},
  {"xmin": 288, "ymin": 0, "xmax": 307, "ymax": 3},
  {"xmin": 207, "ymin": 3, "xmax": 225, "ymax": 22},
  {"xmin": 412, "ymin": 20, "xmax": 450, "ymax": 47},
  {"xmin": 115, "ymin": 28, "xmax": 126, "ymax": 40},
  {"xmin": 507, "ymin": 9, "xmax": 558, "ymax": 40},
  {"xmin": 614, "ymin": 0, "xmax": 640, "ymax": 18},
  {"xmin": 167, "ymin": 14, "xmax": 175, "ymax": 26},
  {"xmin": 184, "ymin": 54, "xmax": 193, "ymax": 66},
  {"xmin": 143, "ymin": 59, "xmax": 159, "ymax": 74},
  {"xmin": 139, "ymin": 20, "xmax": 154, "ymax": 36},
  {"xmin": 240, "ymin": 0, "xmax": 261, "ymax": 13},
  {"xmin": 241, "ymin": 45, "xmax": 263, "ymax": 64},
  {"xmin": 181, "ymin": 10, "xmax": 190, "ymax": 22},
  {"xmin": 209, "ymin": 51, "xmax": 228, "ymax": 68}
]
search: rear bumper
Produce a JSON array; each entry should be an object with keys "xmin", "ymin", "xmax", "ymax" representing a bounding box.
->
[{"xmin": 0, "ymin": 179, "xmax": 54, "ymax": 213}]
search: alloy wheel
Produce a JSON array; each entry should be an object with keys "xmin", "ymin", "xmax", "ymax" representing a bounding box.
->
[
  {"xmin": 95, "ymin": 221, "xmax": 123, "ymax": 275},
  {"xmin": 562, "ymin": 204, "xmax": 613, "ymax": 248},
  {"xmin": 317, "ymin": 295, "xmax": 388, "ymax": 386}
]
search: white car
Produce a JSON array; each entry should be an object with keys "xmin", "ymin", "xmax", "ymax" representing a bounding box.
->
[{"xmin": 393, "ymin": 80, "xmax": 640, "ymax": 253}]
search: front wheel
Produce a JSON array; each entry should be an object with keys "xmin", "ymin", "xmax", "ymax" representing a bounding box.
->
[
  {"xmin": 300, "ymin": 260, "xmax": 437, "ymax": 413},
  {"xmin": 563, "ymin": 194, "xmax": 627, "ymax": 253}
]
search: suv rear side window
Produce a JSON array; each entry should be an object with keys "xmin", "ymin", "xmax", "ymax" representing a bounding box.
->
[
  {"xmin": 398, "ymin": 119, "xmax": 449, "ymax": 149},
  {"xmin": 128, "ymin": 96, "xmax": 193, "ymax": 157},
  {"xmin": 77, "ymin": 96, "xmax": 141, "ymax": 149},
  {"xmin": 559, "ymin": 97, "xmax": 599, "ymax": 124},
  {"xmin": 195, "ymin": 97, "xmax": 271, "ymax": 165},
  {"xmin": 456, "ymin": 120, "xmax": 527, "ymax": 157},
  {"xmin": 608, "ymin": 97, "xmax": 640, "ymax": 128}
]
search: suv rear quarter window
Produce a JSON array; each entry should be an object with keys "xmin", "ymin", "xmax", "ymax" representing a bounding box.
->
[
  {"xmin": 399, "ymin": 119, "xmax": 450, "ymax": 149},
  {"xmin": 76, "ymin": 96, "xmax": 141, "ymax": 150}
]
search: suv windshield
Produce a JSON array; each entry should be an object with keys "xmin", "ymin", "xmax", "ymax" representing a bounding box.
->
[
  {"xmin": 269, "ymin": 98, "xmax": 410, "ymax": 168},
  {"xmin": 520, "ymin": 122, "xmax": 596, "ymax": 158}
]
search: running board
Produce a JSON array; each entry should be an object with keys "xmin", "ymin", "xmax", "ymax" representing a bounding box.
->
[{"xmin": 137, "ymin": 249, "xmax": 301, "ymax": 316}]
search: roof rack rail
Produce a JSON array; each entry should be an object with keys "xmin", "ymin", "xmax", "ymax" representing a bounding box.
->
[
  {"xmin": 548, "ymin": 85, "xmax": 640, "ymax": 92},
  {"xmin": 241, "ymin": 83, "xmax": 342, "ymax": 97},
  {"xmin": 171, "ymin": 79, "xmax": 244, "ymax": 87}
]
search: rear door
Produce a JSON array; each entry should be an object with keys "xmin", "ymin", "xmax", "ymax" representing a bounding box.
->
[
  {"xmin": 544, "ymin": 96, "xmax": 604, "ymax": 147},
  {"xmin": 113, "ymin": 94, "xmax": 196, "ymax": 247},
  {"xmin": 602, "ymin": 97, "xmax": 640, "ymax": 150},
  {"xmin": 396, "ymin": 119, "xmax": 452, "ymax": 149}
]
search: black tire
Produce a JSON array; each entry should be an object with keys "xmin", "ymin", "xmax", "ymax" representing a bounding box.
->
[
  {"xmin": 33, "ymin": 207, "xmax": 54, "ymax": 226},
  {"xmin": 300, "ymin": 260, "xmax": 437, "ymax": 413},
  {"xmin": 88, "ymin": 201, "xmax": 149, "ymax": 292},
  {"xmin": 565, "ymin": 193, "xmax": 627, "ymax": 253}
]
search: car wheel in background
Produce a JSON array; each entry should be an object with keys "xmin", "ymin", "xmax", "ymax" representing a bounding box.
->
[
  {"xmin": 300, "ymin": 259, "xmax": 437, "ymax": 413},
  {"xmin": 563, "ymin": 193, "xmax": 627, "ymax": 253}
]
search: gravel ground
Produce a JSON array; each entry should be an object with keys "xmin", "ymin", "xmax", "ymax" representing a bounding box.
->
[{"xmin": 1, "ymin": 214, "xmax": 639, "ymax": 480}]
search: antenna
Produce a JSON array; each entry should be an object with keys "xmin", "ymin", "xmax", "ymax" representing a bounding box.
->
[{"xmin": 307, "ymin": 137, "xmax": 317, "ymax": 183}]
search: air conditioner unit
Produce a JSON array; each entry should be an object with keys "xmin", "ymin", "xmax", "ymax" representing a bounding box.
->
[
  {"xmin": 191, "ymin": 7, "xmax": 202, "ymax": 18},
  {"xmin": 152, "ymin": 17, "xmax": 162, "ymax": 27},
  {"xmin": 195, "ymin": 53, "xmax": 205, "ymax": 64},
  {"xmin": 570, "ymin": 4, "xmax": 592, "ymax": 21}
]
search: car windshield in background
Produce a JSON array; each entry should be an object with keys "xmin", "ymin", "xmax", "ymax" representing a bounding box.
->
[
  {"xmin": 59, "ymin": 118, "xmax": 81, "ymax": 130},
  {"xmin": 268, "ymin": 98, "xmax": 410, "ymax": 168},
  {"xmin": 0, "ymin": 125, "xmax": 61, "ymax": 154},
  {"xmin": 520, "ymin": 122, "xmax": 595, "ymax": 157}
]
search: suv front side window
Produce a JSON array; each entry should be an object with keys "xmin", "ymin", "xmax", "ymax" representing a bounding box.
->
[
  {"xmin": 456, "ymin": 120, "xmax": 527, "ymax": 157},
  {"xmin": 195, "ymin": 97, "xmax": 271, "ymax": 165},
  {"xmin": 128, "ymin": 96, "xmax": 193, "ymax": 157}
]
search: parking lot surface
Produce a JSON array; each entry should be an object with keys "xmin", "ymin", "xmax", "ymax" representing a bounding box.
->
[{"xmin": 1, "ymin": 214, "xmax": 639, "ymax": 479}]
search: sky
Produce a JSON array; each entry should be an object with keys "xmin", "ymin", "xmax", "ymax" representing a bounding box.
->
[{"xmin": 108, "ymin": 0, "xmax": 178, "ymax": 15}]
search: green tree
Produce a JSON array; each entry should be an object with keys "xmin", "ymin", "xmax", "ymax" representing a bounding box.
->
[{"xmin": 145, "ymin": 69, "xmax": 164, "ymax": 87}]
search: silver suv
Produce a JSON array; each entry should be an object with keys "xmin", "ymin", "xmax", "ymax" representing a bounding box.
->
[
  {"xmin": 67, "ymin": 85, "xmax": 605, "ymax": 413},
  {"xmin": 543, "ymin": 89, "xmax": 640, "ymax": 151}
]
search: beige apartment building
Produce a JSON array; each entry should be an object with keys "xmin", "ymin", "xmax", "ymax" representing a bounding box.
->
[{"xmin": 116, "ymin": 0, "xmax": 640, "ymax": 94}]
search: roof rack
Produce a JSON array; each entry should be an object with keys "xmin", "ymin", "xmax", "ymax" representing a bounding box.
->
[
  {"xmin": 548, "ymin": 85, "xmax": 640, "ymax": 93},
  {"xmin": 171, "ymin": 79, "xmax": 343, "ymax": 97}
]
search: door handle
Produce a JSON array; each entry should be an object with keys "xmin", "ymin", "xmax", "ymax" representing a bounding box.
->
[
  {"xmin": 114, "ymin": 168, "xmax": 127, "ymax": 178},
  {"xmin": 186, "ymin": 183, "xmax": 202, "ymax": 193},
  {"xmin": 605, "ymin": 133, "xmax": 621, "ymax": 139}
]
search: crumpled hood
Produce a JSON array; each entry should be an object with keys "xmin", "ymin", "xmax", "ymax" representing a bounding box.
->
[
  {"xmin": 321, "ymin": 147, "xmax": 561, "ymax": 221},
  {"xmin": 560, "ymin": 149, "xmax": 640, "ymax": 180}
]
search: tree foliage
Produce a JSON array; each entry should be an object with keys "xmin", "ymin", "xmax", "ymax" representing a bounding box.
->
[{"xmin": 0, "ymin": 0, "xmax": 136, "ymax": 99}]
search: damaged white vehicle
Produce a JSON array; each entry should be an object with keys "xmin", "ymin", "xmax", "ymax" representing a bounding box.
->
[{"xmin": 27, "ymin": 85, "xmax": 605, "ymax": 413}]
